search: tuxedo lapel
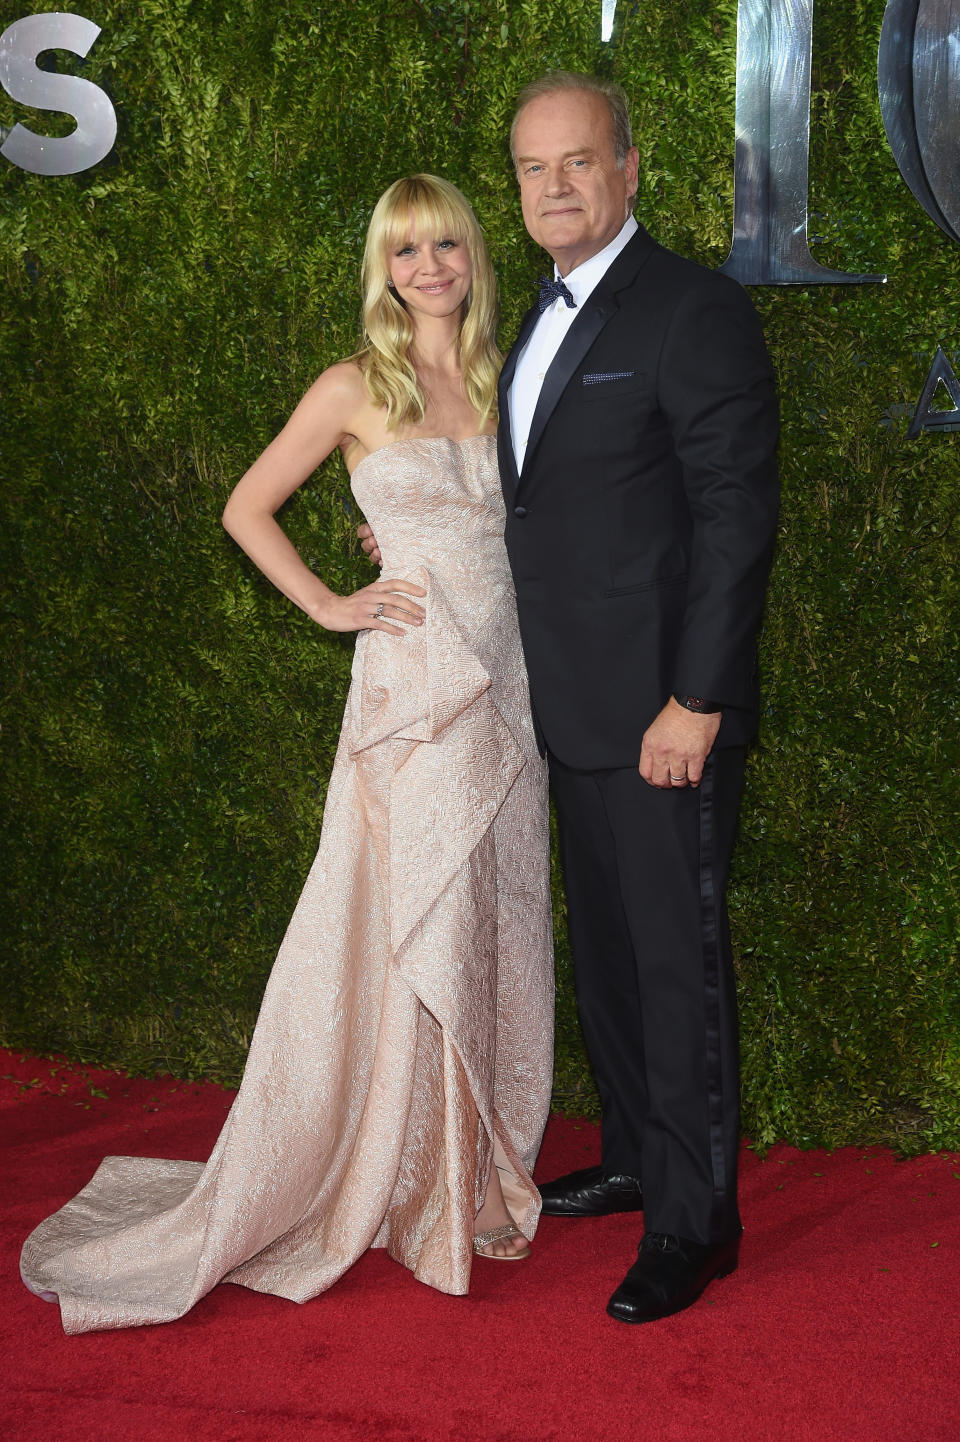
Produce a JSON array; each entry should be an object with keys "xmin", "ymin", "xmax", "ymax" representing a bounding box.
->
[
  {"xmin": 521, "ymin": 294, "xmax": 615, "ymax": 475},
  {"xmin": 517, "ymin": 226, "xmax": 658, "ymax": 485},
  {"xmin": 500, "ymin": 303, "xmax": 540, "ymax": 395},
  {"xmin": 498, "ymin": 304, "xmax": 540, "ymax": 493}
]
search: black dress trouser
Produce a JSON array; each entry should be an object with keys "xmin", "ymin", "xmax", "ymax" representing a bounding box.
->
[{"xmin": 549, "ymin": 746, "xmax": 746, "ymax": 1246}]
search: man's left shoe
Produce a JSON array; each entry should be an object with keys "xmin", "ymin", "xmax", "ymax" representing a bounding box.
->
[
  {"xmin": 606, "ymin": 1231, "xmax": 740, "ymax": 1324},
  {"xmin": 538, "ymin": 1165, "xmax": 644, "ymax": 1216}
]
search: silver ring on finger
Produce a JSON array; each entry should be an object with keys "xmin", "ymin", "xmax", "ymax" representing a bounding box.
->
[
  {"xmin": 669, "ymin": 772, "xmax": 686, "ymax": 783},
  {"xmin": 374, "ymin": 602, "xmax": 385, "ymax": 619}
]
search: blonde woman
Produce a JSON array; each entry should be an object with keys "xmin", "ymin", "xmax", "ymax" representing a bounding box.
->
[{"xmin": 21, "ymin": 176, "xmax": 554, "ymax": 1334}]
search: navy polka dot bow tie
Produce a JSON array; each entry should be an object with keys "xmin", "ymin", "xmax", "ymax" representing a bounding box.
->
[{"xmin": 537, "ymin": 275, "xmax": 577, "ymax": 312}]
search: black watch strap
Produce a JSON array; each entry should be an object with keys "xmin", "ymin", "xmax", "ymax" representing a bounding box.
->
[{"xmin": 673, "ymin": 692, "xmax": 722, "ymax": 715}]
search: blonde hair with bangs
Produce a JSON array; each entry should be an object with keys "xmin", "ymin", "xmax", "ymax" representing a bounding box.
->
[{"xmin": 358, "ymin": 175, "xmax": 500, "ymax": 429}]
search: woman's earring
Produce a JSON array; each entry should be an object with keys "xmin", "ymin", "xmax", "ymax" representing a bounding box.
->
[{"xmin": 387, "ymin": 279, "xmax": 395, "ymax": 290}]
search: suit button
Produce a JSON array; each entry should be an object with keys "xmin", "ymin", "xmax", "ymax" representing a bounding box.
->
[{"xmin": 514, "ymin": 505, "xmax": 528, "ymax": 518}]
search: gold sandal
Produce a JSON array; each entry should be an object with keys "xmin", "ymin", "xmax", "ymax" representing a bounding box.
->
[{"xmin": 472, "ymin": 1223, "xmax": 531, "ymax": 1261}]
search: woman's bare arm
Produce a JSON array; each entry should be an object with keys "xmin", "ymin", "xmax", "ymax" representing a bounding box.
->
[{"xmin": 222, "ymin": 364, "xmax": 424, "ymax": 635}]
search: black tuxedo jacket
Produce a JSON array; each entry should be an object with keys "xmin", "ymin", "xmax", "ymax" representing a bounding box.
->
[{"xmin": 497, "ymin": 224, "xmax": 780, "ymax": 769}]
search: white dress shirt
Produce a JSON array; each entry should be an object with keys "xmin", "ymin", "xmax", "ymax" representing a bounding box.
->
[{"xmin": 509, "ymin": 215, "xmax": 639, "ymax": 472}]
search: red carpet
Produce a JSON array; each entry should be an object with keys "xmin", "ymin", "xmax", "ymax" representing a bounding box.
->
[{"xmin": 1, "ymin": 1047, "xmax": 957, "ymax": 1442}]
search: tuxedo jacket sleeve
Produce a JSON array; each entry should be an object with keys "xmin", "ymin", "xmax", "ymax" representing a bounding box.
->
[
  {"xmin": 498, "ymin": 225, "xmax": 780, "ymax": 769},
  {"xmin": 656, "ymin": 268, "xmax": 779, "ymax": 709}
]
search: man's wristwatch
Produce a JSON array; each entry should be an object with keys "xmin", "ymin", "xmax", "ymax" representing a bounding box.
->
[{"xmin": 673, "ymin": 692, "xmax": 722, "ymax": 715}]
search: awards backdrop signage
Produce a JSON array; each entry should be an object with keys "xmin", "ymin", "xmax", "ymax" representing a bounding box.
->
[
  {"xmin": 4, "ymin": 3, "xmax": 960, "ymax": 430},
  {"xmin": 4, "ymin": 2, "xmax": 960, "ymax": 271},
  {"xmin": 0, "ymin": 12, "xmax": 115, "ymax": 174},
  {"xmin": 1, "ymin": 0, "xmax": 958, "ymax": 1152}
]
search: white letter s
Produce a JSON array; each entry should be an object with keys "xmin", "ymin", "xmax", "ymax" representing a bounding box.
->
[{"xmin": 0, "ymin": 13, "xmax": 116, "ymax": 176}]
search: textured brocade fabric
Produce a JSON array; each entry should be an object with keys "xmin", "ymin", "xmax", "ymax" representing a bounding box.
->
[{"xmin": 19, "ymin": 435, "xmax": 554, "ymax": 1334}]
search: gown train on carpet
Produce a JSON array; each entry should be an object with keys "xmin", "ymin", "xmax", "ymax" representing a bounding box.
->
[{"xmin": 20, "ymin": 435, "xmax": 554, "ymax": 1333}]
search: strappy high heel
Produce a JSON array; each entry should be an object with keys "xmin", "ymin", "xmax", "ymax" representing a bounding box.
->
[{"xmin": 472, "ymin": 1223, "xmax": 531, "ymax": 1260}]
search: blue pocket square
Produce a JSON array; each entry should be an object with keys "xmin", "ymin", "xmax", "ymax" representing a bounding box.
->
[{"xmin": 581, "ymin": 370, "xmax": 636, "ymax": 385}]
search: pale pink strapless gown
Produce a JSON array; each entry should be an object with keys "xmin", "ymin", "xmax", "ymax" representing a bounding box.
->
[{"xmin": 20, "ymin": 435, "xmax": 554, "ymax": 1333}]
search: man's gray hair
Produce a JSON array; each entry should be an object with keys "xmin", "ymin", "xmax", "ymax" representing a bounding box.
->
[{"xmin": 510, "ymin": 71, "xmax": 634, "ymax": 168}]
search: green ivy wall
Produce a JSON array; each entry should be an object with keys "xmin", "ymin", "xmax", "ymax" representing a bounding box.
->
[{"xmin": 2, "ymin": 0, "xmax": 958, "ymax": 1150}]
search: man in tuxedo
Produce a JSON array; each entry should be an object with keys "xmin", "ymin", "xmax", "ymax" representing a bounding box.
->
[{"xmin": 501, "ymin": 72, "xmax": 779, "ymax": 1322}]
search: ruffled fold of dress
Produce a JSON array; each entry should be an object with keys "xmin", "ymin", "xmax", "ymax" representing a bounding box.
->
[{"xmin": 348, "ymin": 567, "xmax": 527, "ymax": 955}]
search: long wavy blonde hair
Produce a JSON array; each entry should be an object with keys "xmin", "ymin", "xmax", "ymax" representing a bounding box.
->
[{"xmin": 357, "ymin": 174, "xmax": 500, "ymax": 429}]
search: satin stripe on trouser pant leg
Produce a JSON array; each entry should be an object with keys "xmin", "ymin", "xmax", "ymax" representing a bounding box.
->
[{"xmin": 549, "ymin": 748, "xmax": 746, "ymax": 1245}]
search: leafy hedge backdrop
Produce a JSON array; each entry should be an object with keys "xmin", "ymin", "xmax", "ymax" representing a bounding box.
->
[{"xmin": 1, "ymin": 0, "xmax": 958, "ymax": 1151}]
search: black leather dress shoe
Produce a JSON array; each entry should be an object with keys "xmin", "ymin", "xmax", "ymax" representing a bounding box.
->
[
  {"xmin": 606, "ymin": 1231, "xmax": 740, "ymax": 1324},
  {"xmin": 538, "ymin": 1165, "xmax": 644, "ymax": 1217}
]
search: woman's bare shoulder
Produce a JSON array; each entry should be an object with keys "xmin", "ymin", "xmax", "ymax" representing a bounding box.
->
[
  {"xmin": 285, "ymin": 361, "xmax": 375, "ymax": 454},
  {"xmin": 301, "ymin": 358, "xmax": 367, "ymax": 410}
]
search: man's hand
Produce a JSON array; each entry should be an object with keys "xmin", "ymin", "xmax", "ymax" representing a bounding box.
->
[
  {"xmin": 357, "ymin": 521, "xmax": 382, "ymax": 567},
  {"xmin": 639, "ymin": 697, "xmax": 721, "ymax": 789}
]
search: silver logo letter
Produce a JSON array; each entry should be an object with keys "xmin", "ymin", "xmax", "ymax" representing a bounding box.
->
[
  {"xmin": 879, "ymin": 0, "xmax": 960, "ymax": 244},
  {"xmin": 0, "ymin": 13, "xmax": 117, "ymax": 176},
  {"xmin": 908, "ymin": 346, "xmax": 960, "ymax": 435},
  {"xmin": 720, "ymin": 0, "xmax": 884, "ymax": 284}
]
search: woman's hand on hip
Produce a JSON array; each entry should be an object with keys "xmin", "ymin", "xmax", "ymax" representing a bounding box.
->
[{"xmin": 315, "ymin": 578, "xmax": 426, "ymax": 637}]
